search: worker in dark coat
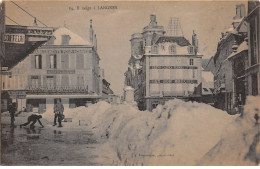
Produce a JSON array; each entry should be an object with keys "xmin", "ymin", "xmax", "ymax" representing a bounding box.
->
[
  {"xmin": 20, "ymin": 114, "xmax": 44, "ymax": 129},
  {"xmin": 53, "ymin": 99, "xmax": 64, "ymax": 127},
  {"xmin": 8, "ymin": 102, "xmax": 16, "ymax": 127}
]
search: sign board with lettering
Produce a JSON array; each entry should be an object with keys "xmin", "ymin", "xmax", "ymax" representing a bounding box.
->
[
  {"xmin": 3, "ymin": 33, "xmax": 25, "ymax": 44},
  {"xmin": 1, "ymin": 71, "xmax": 12, "ymax": 75},
  {"xmin": 34, "ymin": 48, "xmax": 90, "ymax": 54},
  {"xmin": 8, "ymin": 91, "xmax": 27, "ymax": 99},
  {"xmin": 47, "ymin": 69, "xmax": 75, "ymax": 74}
]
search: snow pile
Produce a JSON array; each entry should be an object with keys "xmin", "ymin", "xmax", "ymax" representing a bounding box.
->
[
  {"xmin": 93, "ymin": 99, "xmax": 236, "ymax": 165},
  {"xmin": 199, "ymin": 96, "xmax": 260, "ymax": 166},
  {"xmin": 42, "ymin": 101, "xmax": 112, "ymax": 128}
]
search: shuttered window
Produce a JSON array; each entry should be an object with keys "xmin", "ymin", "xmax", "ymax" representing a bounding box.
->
[
  {"xmin": 48, "ymin": 55, "xmax": 57, "ymax": 69},
  {"xmin": 34, "ymin": 55, "xmax": 42, "ymax": 69},
  {"xmin": 77, "ymin": 75, "xmax": 84, "ymax": 86},
  {"xmin": 61, "ymin": 75, "xmax": 69, "ymax": 86},
  {"xmin": 61, "ymin": 54, "xmax": 69, "ymax": 69},
  {"xmin": 76, "ymin": 54, "xmax": 84, "ymax": 69}
]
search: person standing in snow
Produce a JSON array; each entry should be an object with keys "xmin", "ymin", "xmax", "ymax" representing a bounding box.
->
[
  {"xmin": 8, "ymin": 102, "xmax": 16, "ymax": 127},
  {"xmin": 53, "ymin": 99, "xmax": 64, "ymax": 127}
]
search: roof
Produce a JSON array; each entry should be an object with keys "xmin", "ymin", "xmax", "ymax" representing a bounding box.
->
[
  {"xmin": 155, "ymin": 36, "xmax": 191, "ymax": 46},
  {"xmin": 227, "ymin": 41, "xmax": 248, "ymax": 60},
  {"xmin": 51, "ymin": 27, "xmax": 91, "ymax": 46}
]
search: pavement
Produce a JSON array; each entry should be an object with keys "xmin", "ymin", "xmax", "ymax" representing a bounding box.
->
[{"xmin": 1, "ymin": 115, "xmax": 109, "ymax": 166}]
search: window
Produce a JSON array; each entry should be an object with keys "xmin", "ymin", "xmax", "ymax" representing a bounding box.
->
[
  {"xmin": 49, "ymin": 55, "xmax": 57, "ymax": 69},
  {"xmin": 161, "ymin": 44, "xmax": 165, "ymax": 51},
  {"xmin": 192, "ymin": 69, "xmax": 196, "ymax": 78},
  {"xmin": 35, "ymin": 55, "xmax": 42, "ymax": 69},
  {"xmin": 61, "ymin": 35, "xmax": 70, "ymax": 45},
  {"xmin": 77, "ymin": 75, "xmax": 84, "ymax": 86},
  {"xmin": 250, "ymin": 17, "xmax": 258, "ymax": 66},
  {"xmin": 190, "ymin": 59, "xmax": 194, "ymax": 65},
  {"xmin": 189, "ymin": 46, "xmax": 194, "ymax": 54},
  {"xmin": 61, "ymin": 75, "xmax": 69, "ymax": 86},
  {"xmin": 46, "ymin": 76, "xmax": 55, "ymax": 87},
  {"xmin": 31, "ymin": 76, "xmax": 40, "ymax": 88},
  {"xmin": 76, "ymin": 54, "xmax": 84, "ymax": 69},
  {"xmin": 152, "ymin": 45, "xmax": 158, "ymax": 53},
  {"xmin": 252, "ymin": 73, "xmax": 258, "ymax": 96},
  {"xmin": 61, "ymin": 54, "xmax": 69, "ymax": 69},
  {"xmin": 169, "ymin": 45, "xmax": 176, "ymax": 54}
]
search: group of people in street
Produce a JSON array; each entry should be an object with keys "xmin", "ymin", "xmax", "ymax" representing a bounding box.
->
[{"xmin": 8, "ymin": 99, "xmax": 64, "ymax": 129}]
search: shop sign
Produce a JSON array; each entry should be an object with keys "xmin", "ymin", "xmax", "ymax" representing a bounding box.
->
[
  {"xmin": 8, "ymin": 91, "xmax": 26, "ymax": 99},
  {"xmin": 3, "ymin": 33, "xmax": 25, "ymax": 44}
]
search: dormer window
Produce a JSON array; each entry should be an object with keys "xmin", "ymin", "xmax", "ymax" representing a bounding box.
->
[
  {"xmin": 152, "ymin": 45, "xmax": 158, "ymax": 54},
  {"xmin": 61, "ymin": 35, "xmax": 70, "ymax": 45},
  {"xmin": 188, "ymin": 46, "xmax": 194, "ymax": 54},
  {"xmin": 169, "ymin": 45, "xmax": 176, "ymax": 54},
  {"xmin": 161, "ymin": 44, "xmax": 165, "ymax": 51}
]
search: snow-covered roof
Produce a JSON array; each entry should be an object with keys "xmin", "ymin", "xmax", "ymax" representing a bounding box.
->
[
  {"xmin": 51, "ymin": 27, "xmax": 91, "ymax": 46},
  {"xmin": 227, "ymin": 41, "xmax": 248, "ymax": 60}
]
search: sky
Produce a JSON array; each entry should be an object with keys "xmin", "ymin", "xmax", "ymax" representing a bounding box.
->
[{"xmin": 5, "ymin": 0, "xmax": 247, "ymax": 95}]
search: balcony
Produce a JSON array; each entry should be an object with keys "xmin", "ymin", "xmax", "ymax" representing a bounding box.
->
[{"xmin": 26, "ymin": 85, "xmax": 88, "ymax": 95}]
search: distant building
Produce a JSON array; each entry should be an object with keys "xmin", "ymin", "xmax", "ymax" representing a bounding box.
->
[
  {"xmin": 124, "ymin": 14, "xmax": 202, "ymax": 111},
  {"xmin": 1, "ymin": 20, "xmax": 108, "ymax": 113},
  {"xmin": 246, "ymin": 1, "xmax": 259, "ymax": 97}
]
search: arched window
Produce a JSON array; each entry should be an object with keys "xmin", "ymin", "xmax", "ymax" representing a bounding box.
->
[{"xmin": 169, "ymin": 45, "xmax": 176, "ymax": 54}]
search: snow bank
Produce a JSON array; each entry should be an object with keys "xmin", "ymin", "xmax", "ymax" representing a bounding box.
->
[
  {"xmin": 42, "ymin": 101, "xmax": 112, "ymax": 129},
  {"xmin": 91, "ymin": 99, "xmax": 236, "ymax": 165},
  {"xmin": 199, "ymin": 96, "xmax": 260, "ymax": 166}
]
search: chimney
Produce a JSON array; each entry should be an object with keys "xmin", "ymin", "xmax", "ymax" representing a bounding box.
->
[
  {"xmin": 149, "ymin": 14, "xmax": 157, "ymax": 26},
  {"xmin": 233, "ymin": 4, "xmax": 246, "ymax": 20},
  {"xmin": 89, "ymin": 19, "xmax": 94, "ymax": 44}
]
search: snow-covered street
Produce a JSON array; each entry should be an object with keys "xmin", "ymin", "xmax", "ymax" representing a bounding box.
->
[{"xmin": 1, "ymin": 96, "xmax": 260, "ymax": 165}]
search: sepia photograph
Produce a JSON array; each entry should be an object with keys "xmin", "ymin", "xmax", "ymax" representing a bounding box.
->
[{"xmin": 0, "ymin": 0, "xmax": 260, "ymax": 166}]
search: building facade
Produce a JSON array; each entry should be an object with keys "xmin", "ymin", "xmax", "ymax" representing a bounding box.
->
[
  {"xmin": 1, "ymin": 20, "xmax": 105, "ymax": 113},
  {"xmin": 246, "ymin": 0, "xmax": 260, "ymax": 97},
  {"xmin": 207, "ymin": 4, "xmax": 248, "ymax": 114},
  {"xmin": 125, "ymin": 15, "xmax": 202, "ymax": 111}
]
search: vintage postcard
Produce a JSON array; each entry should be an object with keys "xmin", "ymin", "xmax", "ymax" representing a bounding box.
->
[{"xmin": 0, "ymin": 0, "xmax": 260, "ymax": 166}]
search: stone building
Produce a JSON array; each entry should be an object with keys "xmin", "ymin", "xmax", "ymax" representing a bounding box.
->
[
  {"xmin": 246, "ymin": 0, "xmax": 259, "ymax": 97},
  {"xmin": 1, "ymin": 20, "xmax": 106, "ymax": 113},
  {"xmin": 124, "ymin": 15, "xmax": 202, "ymax": 111},
  {"xmin": 207, "ymin": 4, "xmax": 248, "ymax": 114}
]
